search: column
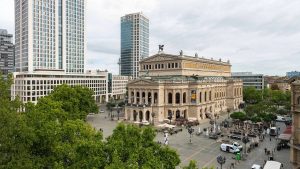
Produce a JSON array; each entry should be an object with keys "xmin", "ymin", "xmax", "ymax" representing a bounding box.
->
[
  {"xmin": 165, "ymin": 90, "xmax": 168, "ymax": 105},
  {"xmin": 134, "ymin": 89, "xmax": 137, "ymax": 104},
  {"xmin": 172, "ymin": 89, "xmax": 175, "ymax": 106},
  {"xmin": 139, "ymin": 89, "xmax": 142, "ymax": 105},
  {"xmin": 151, "ymin": 90, "xmax": 154, "ymax": 105},
  {"xmin": 145, "ymin": 90, "xmax": 148, "ymax": 105},
  {"xmin": 143, "ymin": 110, "xmax": 146, "ymax": 121},
  {"xmin": 180, "ymin": 89, "xmax": 183, "ymax": 106},
  {"xmin": 130, "ymin": 111, "xmax": 133, "ymax": 121}
]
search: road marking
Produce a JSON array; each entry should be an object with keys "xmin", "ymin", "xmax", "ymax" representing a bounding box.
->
[
  {"xmin": 182, "ymin": 141, "xmax": 218, "ymax": 163},
  {"xmin": 202, "ymin": 153, "xmax": 221, "ymax": 168}
]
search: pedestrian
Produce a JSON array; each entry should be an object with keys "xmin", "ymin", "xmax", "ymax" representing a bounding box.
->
[
  {"xmin": 264, "ymin": 148, "xmax": 267, "ymax": 154},
  {"xmin": 270, "ymin": 137, "xmax": 272, "ymax": 141}
]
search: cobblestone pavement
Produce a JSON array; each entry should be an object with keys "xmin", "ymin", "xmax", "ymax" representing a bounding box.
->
[{"xmin": 87, "ymin": 109, "xmax": 291, "ymax": 169}]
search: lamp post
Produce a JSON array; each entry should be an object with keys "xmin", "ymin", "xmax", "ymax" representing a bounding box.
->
[
  {"xmin": 242, "ymin": 133, "xmax": 249, "ymax": 154},
  {"xmin": 217, "ymin": 155, "xmax": 226, "ymax": 169},
  {"xmin": 227, "ymin": 108, "xmax": 230, "ymax": 119},
  {"xmin": 187, "ymin": 125, "xmax": 194, "ymax": 143}
]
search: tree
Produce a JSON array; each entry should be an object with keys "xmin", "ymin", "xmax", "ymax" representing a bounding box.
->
[
  {"xmin": 183, "ymin": 160, "xmax": 198, "ymax": 169},
  {"xmin": 47, "ymin": 84, "xmax": 98, "ymax": 120},
  {"xmin": 243, "ymin": 87, "xmax": 262, "ymax": 104},
  {"xmin": 105, "ymin": 124, "xmax": 180, "ymax": 169},
  {"xmin": 106, "ymin": 100, "xmax": 116, "ymax": 119},
  {"xmin": 270, "ymin": 83, "xmax": 280, "ymax": 90},
  {"xmin": 230, "ymin": 112, "xmax": 247, "ymax": 121}
]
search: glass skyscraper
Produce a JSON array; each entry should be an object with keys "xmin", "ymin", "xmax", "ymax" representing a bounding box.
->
[
  {"xmin": 15, "ymin": 0, "xmax": 85, "ymax": 74},
  {"xmin": 120, "ymin": 12, "xmax": 149, "ymax": 78}
]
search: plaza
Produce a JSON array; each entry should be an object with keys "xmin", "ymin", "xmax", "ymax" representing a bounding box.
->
[{"xmin": 87, "ymin": 111, "xmax": 292, "ymax": 169}]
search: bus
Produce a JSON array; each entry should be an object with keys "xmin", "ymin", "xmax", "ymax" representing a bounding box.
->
[{"xmin": 263, "ymin": 161, "xmax": 283, "ymax": 169}]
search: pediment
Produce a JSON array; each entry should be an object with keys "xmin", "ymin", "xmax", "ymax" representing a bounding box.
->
[
  {"xmin": 128, "ymin": 79, "xmax": 158, "ymax": 86},
  {"xmin": 141, "ymin": 54, "xmax": 179, "ymax": 63}
]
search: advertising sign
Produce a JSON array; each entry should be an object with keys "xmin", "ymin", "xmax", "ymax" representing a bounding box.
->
[{"xmin": 191, "ymin": 90, "xmax": 196, "ymax": 104}]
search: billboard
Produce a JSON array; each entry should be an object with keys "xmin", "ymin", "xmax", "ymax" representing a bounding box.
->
[{"xmin": 191, "ymin": 90, "xmax": 196, "ymax": 104}]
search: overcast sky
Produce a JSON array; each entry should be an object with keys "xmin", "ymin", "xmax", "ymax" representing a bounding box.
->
[{"xmin": 1, "ymin": 0, "xmax": 299, "ymax": 75}]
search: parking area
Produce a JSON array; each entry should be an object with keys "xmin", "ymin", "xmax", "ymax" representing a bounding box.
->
[{"xmin": 87, "ymin": 110, "xmax": 292, "ymax": 169}]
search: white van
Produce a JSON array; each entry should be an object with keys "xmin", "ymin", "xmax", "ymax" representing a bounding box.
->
[
  {"xmin": 220, "ymin": 143, "xmax": 240, "ymax": 153},
  {"xmin": 263, "ymin": 161, "xmax": 282, "ymax": 169}
]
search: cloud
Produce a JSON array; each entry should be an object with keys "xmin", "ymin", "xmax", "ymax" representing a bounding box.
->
[{"xmin": 1, "ymin": 0, "xmax": 300, "ymax": 75}]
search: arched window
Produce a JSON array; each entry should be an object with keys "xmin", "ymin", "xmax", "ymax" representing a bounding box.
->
[
  {"xmin": 154, "ymin": 92, "xmax": 158, "ymax": 104},
  {"xmin": 168, "ymin": 93, "xmax": 173, "ymax": 104},
  {"xmin": 148, "ymin": 92, "xmax": 151, "ymax": 104},
  {"xmin": 175, "ymin": 93, "xmax": 180, "ymax": 104},
  {"xmin": 136, "ymin": 92, "xmax": 140, "ymax": 103},
  {"xmin": 204, "ymin": 92, "xmax": 207, "ymax": 102},
  {"xmin": 183, "ymin": 92, "xmax": 186, "ymax": 103},
  {"xmin": 209, "ymin": 91, "xmax": 212, "ymax": 101},
  {"xmin": 142, "ymin": 92, "xmax": 146, "ymax": 103},
  {"xmin": 131, "ymin": 91, "xmax": 134, "ymax": 103},
  {"xmin": 199, "ymin": 92, "xmax": 202, "ymax": 103}
]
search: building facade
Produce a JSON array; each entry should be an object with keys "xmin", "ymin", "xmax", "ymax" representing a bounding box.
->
[
  {"xmin": 125, "ymin": 53, "xmax": 243, "ymax": 123},
  {"xmin": 232, "ymin": 72, "xmax": 264, "ymax": 89},
  {"xmin": 290, "ymin": 78, "xmax": 300, "ymax": 169},
  {"xmin": 13, "ymin": 0, "xmax": 109, "ymax": 104},
  {"xmin": 120, "ymin": 12, "xmax": 149, "ymax": 79},
  {"xmin": 11, "ymin": 70, "xmax": 108, "ymax": 104},
  {"xmin": 15, "ymin": 0, "xmax": 85, "ymax": 74},
  {"xmin": 287, "ymin": 71, "xmax": 300, "ymax": 78},
  {"xmin": 0, "ymin": 29, "xmax": 14, "ymax": 77},
  {"xmin": 108, "ymin": 73, "xmax": 131, "ymax": 100}
]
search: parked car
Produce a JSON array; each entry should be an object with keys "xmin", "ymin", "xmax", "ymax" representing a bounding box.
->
[
  {"xmin": 209, "ymin": 133, "xmax": 218, "ymax": 139},
  {"xmin": 220, "ymin": 143, "xmax": 240, "ymax": 153},
  {"xmin": 100, "ymin": 109, "xmax": 105, "ymax": 113}
]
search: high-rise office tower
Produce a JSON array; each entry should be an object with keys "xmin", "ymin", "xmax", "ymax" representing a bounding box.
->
[
  {"xmin": 0, "ymin": 29, "xmax": 14, "ymax": 78},
  {"xmin": 15, "ymin": 0, "xmax": 85, "ymax": 74},
  {"xmin": 12, "ymin": 0, "xmax": 110, "ymax": 103},
  {"xmin": 120, "ymin": 12, "xmax": 149, "ymax": 78}
]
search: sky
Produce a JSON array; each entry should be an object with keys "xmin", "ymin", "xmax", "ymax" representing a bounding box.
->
[{"xmin": 1, "ymin": 0, "xmax": 300, "ymax": 76}]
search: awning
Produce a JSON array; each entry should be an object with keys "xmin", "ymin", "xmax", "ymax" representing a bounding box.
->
[
  {"xmin": 278, "ymin": 133, "xmax": 291, "ymax": 141},
  {"xmin": 283, "ymin": 126, "xmax": 292, "ymax": 134}
]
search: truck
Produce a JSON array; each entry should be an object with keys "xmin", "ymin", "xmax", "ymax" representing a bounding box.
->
[
  {"xmin": 220, "ymin": 143, "xmax": 240, "ymax": 153},
  {"xmin": 263, "ymin": 161, "xmax": 282, "ymax": 169}
]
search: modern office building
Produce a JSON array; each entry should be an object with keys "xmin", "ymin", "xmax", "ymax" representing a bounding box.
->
[
  {"xmin": 11, "ymin": 70, "xmax": 108, "ymax": 104},
  {"xmin": 15, "ymin": 0, "xmax": 85, "ymax": 73},
  {"xmin": 287, "ymin": 71, "xmax": 300, "ymax": 78},
  {"xmin": 12, "ymin": 0, "xmax": 108, "ymax": 104},
  {"xmin": 120, "ymin": 12, "xmax": 149, "ymax": 79},
  {"xmin": 124, "ymin": 52, "xmax": 243, "ymax": 123},
  {"xmin": 108, "ymin": 73, "xmax": 131, "ymax": 100},
  {"xmin": 232, "ymin": 72, "xmax": 264, "ymax": 89},
  {"xmin": 0, "ymin": 29, "xmax": 14, "ymax": 78},
  {"xmin": 290, "ymin": 77, "xmax": 300, "ymax": 169}
]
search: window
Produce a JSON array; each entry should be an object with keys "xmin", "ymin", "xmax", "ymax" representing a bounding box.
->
[
  {"xmin": 298, "ymin": 96, "xmax": 300, "ymax": 105},
  {"xmin": 199, "ymin": 92, "xmax": 202, "ymax": 103},
  {"xmin": 204, "ymin": 92, "xmax": 207, "ymax": 102},
  {"xmin": 209, "ymin": 91, "xmax": 212, "ymax": 101},
  {"xmin": 175, "ymin": 93, "xmax": 180, "ymax": 104},
  {"xmin": 183, "ymin": 92, "xmax": 186, "ymax": 103},
  {"xmin": 154, "ymin": 92, "xmax": 158, "ymax": 104},
  {"xmin": 168, "ymin": 93, "xmax": 173, "ymax": 104}
]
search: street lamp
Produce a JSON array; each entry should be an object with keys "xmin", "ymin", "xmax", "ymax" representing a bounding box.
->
[
  {"xmin": 227, "ymin": 108, "xmax": 230, "ymax": 119},
  {"xmin": 242, "ymin": 134, "xmax": 249, "ymax": 154},
  {"xmin": 187, "ymin": 125, "xmax": 194, "ymax": 143},
  {"xmin": 217, "ymin": 155, "xmax": 226, "ymax": 169}
]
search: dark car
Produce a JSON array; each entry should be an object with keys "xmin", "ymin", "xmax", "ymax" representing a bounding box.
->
[{"xmin": 209, "ymin": 133, "xmax": 218, "ymax": 139}]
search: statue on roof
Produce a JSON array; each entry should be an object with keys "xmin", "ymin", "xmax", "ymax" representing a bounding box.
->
[
  {"xmin": 159, "ymin": 45, "xmax": 164, "ymax": 52},
  {"xmin": 180, "ymin": 50, "xmax": 183, "ymax": 56}
]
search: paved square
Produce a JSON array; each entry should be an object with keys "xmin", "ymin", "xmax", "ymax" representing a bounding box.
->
[{"xmin": 88, "ymin": 112, "xmax": 292, "ymax": 169}]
